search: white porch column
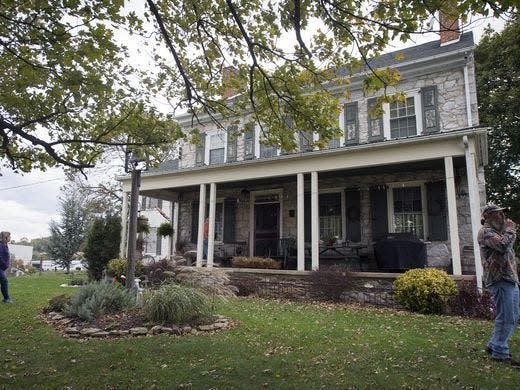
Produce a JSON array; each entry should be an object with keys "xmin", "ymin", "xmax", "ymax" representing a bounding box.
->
[
  {"xmin": 464, "ymin": 136, "xmax": 483, "ymax": 289},
  {"xmin": 207, "ymin": 183, "xmax": 217, "ymax": 268},
  {"xmin": 444, "ymin": 156, "xmax": 461, "ymax": 275},
  {"xmin": 297, "ymin": 173, "xmax": 305, "ymax": 271},
  {"xmin": 311, "ymin": 171, "xmax": 319, "ymax": 270},
  {"xmin": 196, "ymin": 184, "xmax": 207, "ymax": 267},
  {"xmin": 119, "ymin": 192, "xmax": 129, "ymax": 258},
  {"xmin": 172, "ymin": 201, "xmax": 179, "ymax": 257}
]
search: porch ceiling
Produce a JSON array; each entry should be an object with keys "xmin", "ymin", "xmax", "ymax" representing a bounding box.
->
[{"xmin": 127, "ymin": 128, "xmax": 485, "ymax": 195}]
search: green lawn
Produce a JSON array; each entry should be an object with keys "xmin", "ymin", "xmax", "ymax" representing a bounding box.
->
[{"xmin": 1, "ymin": 273, "xmax": 519, "ymax": 389}]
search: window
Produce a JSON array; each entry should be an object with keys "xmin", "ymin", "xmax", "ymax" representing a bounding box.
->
[
  {"xmin": 299, "ymin": 131, "xmax": 314, "ymax": 152},
  {"xmin": 421, "ymin": 86, "xmax": 439, "ymax": 133},
  {"xmin": 390, "ymin": 186, "xmax": 425, "ymax": 239},
  {"xmin": 215, "ymin": 203, "xmax": 223, "ymax": 241},
  {"xmin": 319, "ymin": 193, "xmax": 342, "ymax": 239},
  {"xmin": 260, "ymin": 141, "xmax": 277, "ymax": 158},
  {"xmin": 209, "ymin": 132, "xmax": 225, "ymax": 164},
  {"xmin": 195, "ymin": 136, "xmax": 205, "ymax": 166},
  {"xmin": 390, "ymin": 97, "xmax": 417, "ymax": 138},
  {"xmin": 344, "ymin": 102, "xmax": 359, "ymax": 145}
]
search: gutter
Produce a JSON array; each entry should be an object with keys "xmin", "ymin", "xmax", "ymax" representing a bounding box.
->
[{"xmin": 118, "ymin": 126, "xmax": 488, "ymax": 183}]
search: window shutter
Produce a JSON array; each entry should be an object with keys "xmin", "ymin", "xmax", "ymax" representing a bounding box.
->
[
  {"xmin": 367, "ymin": 98, "xmax": 384, "ymax": 142},
  {"xmin": 299, "ymin": 131, "xmax": 314, "ymax": 152},
  {"xmin": 304, "ymin": 193, "xmax": 311, "ymax": 242},
  {"xmin": 344, "ymin": 102, "xmax": 359, "ymax": 145},
  {"xmin": 191, "ymin": 201, "xmax": 199, "ymax": 243},
  {"xmin": 195, "ymin": 135, "xmax": 206, "ymax": 166},
  {"xmin": 141, "ymin": 196, "xmax": 147, "ymax": 210},
  {"xmin": 156, "ymin": 233, "xmax": 162, "ymax": 255},
  {"xmin": 426, "ymin": 181, "xmax": 448, "ymax": 241},
  {"xmin": 157, "ymin": 199, "xmax": 163, "ymax": 209},
  {"xmin": 345, "ymin": 189, "xmax": 361, "ymax": 242},
  {"xmin": 421, "ymin": 86, "xmax": 439, "ymax": 133},
  {"xmin": 227, "ymin": 125, "xmax": 238, "ymax": 162},
  {"xmin": 223, "ymin": 197, "xmax": 237, "ymax": 243},
  {"xmin": 370, "ymin": 187, "xmax": 388, "ymax": 241},
  {"xmin": 244, "ymin": 124, "xmax": 254, "ymax": 160}
]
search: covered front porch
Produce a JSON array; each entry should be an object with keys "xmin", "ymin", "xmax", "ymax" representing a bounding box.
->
[{"xmin": 120, "ymin": 128, "xmax": 487, "ymax": 286}]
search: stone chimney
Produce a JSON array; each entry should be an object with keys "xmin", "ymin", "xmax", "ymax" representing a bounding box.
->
[
  {"xmin": 439, "ymin": 9, "xmax": 461, "ymax": 45},
  {"xmin": 222, "ymin": 66, "xmax": 240, "ymax": 99}
]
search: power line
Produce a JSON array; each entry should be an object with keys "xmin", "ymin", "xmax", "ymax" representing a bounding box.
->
[{"xmin": 0, "ymin": 178, "xmax": 63, "ymax": 191}]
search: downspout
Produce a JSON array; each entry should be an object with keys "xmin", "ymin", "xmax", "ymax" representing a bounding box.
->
[
  {"xmin": 463, "ymin": 135, "xmax": 483, "ymax": 290},
  {"xmin": 463, "ymin": 61, "xmax": 473, "ymax": 127}
]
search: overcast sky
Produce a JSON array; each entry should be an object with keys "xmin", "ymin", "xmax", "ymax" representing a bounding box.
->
[{"xmin": 0, "ymin": 11, "xmax": 509, "ymax": 242}]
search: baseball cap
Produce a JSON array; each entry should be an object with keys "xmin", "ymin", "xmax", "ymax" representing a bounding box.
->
[{"xmin": 481, "ymin": 204, "xmax": 508, "ymax": 217}]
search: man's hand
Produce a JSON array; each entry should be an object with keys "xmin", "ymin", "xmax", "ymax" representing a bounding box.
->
[{"xmin": 505, "ymin": 219, "xmax": 518, "ymax": 231}]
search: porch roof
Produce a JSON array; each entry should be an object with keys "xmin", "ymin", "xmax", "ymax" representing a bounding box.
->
[{"xmin": 120, "ymin": 127, "xmax": 487, "ymax": 197}]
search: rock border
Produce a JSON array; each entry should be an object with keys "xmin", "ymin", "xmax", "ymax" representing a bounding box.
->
[{"xmin": 41, "ymin": 312, "xmax": 235, "ymax": 340}]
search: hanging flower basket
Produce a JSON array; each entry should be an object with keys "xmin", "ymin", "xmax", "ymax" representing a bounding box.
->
[
  {"xmin": 137, "ymin": 216, "xmax": 150, "ymax": 234},
  {"xmin": 157, "ymin": 222, "xmax": 174, "ymax": 237}
]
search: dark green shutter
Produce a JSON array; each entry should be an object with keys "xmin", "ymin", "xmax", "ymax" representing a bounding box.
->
[
  {"xmin": 421, "ymin": 86, "xmax": 439, "ymax": 133},
  {"xmin": 367, "ymin": 98, "xmax": 384, "ymax": 142},
  {"xmin": 191, "ymin": 201, "xmax": 199, "ymax": 243},
  {"xmin": 344, "ymin": 102, "xmax": 359, "ymax": 145},
  {"xmin": 304, "ymin": 193, "xmax": 311, "ymax": 242},
  {"xmin": 370, "ymin": 187, "xmax": 388, "ymax": 241},
  {"xmin": 346, "ymin": 189, "xmax": 361, "ymax": 242},
  {"xmin": 227, "ymin": 125, "xmax": 238, "ymax": 162},
  {"xmin": 244, "ymin": 124, "xmax": 254, "ymax": 160},
  {"xmin": 426, "ymin": 181, "xmax": 448, "ymax": 241},
  {"xmin": 141, "ymin": 196, "xmax": 147, "ymax": 210},
  {"xmin": 156, "ymin": 232, "xmax": 162, "ymax": 255},
  {"xmin": 223, "ymin": 197, "xmax": 237, "ymax": 243},
  {"xmin": 195, "ymin": 136, "xmax": 205, "ymax": 166},
  {"xmin": 157, "ymin": 199, "xmax": 163, "ymax": 209}
]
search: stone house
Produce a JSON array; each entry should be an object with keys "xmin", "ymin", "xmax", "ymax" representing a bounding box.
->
[{"xmin": 120, "ymin": 24, "xmax": 487, "ymax": 287}]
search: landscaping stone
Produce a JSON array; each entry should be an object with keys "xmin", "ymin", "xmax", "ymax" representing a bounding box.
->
[
  {"xmin": 170, "ymin": 325, "xmax": 181, "ymax": 335},
  {"xmin": 129, "ymin": 327, "xmax": 149, "ymax": 336},
  {"xmin": 212, "ymin": 322, "xmax": 227, "ymax": 329},
  {"xmin": 190, "ymin": 328, "xmax": 199, "ymax": 335},
  {"xmin": 150, "ymin": 325, "xmax": 163, "ymax": 335},
  {"xmin": 65, "ymin": 327, "xmax": 79, "ymax": 334},
  {"xmin": 51, "ymin": 313, "xmax": 65, "ymax": 321},
  {"xmin": 109, "ymin": 330, "xmax": 122, "ymax": 336},
  {"xmin": 91, "ymin": 331, "xmax": 110, "ymax": 338},
  {"xmin": 80, "ymin": 328, "xmax": 102, "ymax": 336},
  {"xmin": 160, "ymin": 327, "xmax": 173, "ymax": 334},
  {"xmin": 197, "ymin": 324, "xmax": 217, "ymax": 332},
  {"xmin": 181, "ymin": 326, "xmax": 192, "ymax": 334},
  {"xmin": 59, "ymin": 318, "xmax": 73, "ymax": 325}
]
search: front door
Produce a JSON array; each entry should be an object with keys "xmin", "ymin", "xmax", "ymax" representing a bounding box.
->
[{"xmin": 254, "ymin": 203, "xmax": 280, "ymax": 257}]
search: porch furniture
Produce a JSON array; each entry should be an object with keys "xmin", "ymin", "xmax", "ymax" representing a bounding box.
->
[
  {"xmin": 214, "ymin": 241, "xmax": 248, "ymax": 267},
  {"xmin": 373, "ymin": 235, "xmax": 427, "ymax": 271}
]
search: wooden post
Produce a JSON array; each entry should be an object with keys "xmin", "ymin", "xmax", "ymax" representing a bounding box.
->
[{"xmin": 444, "ymin": 156, "xmax": 461, "ymax": 275}]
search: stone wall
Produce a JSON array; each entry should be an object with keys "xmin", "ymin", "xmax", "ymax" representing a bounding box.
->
[{"xmin": 225, "ymin": 268, "xmax": 474, "ymax": 306}]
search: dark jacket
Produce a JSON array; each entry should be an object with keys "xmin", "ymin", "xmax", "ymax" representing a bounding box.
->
[{"xmin": 0, "ymin": 243, "xmax": 9, "ymax": 271}]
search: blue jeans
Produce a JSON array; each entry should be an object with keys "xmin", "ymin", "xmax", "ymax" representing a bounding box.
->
[
  {"xmin": 0, "ymin": 269, "xmax": 9, "ymax": 301},
  {"xmin": 487, "ymin": 281, "xmax": 520, "ymax": 359},
  {"xmin": 203, "ymin": 239, "xmax": 208, "ymax": 259}
]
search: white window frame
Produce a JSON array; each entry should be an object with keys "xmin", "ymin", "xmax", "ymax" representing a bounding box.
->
[
  {"xmin": 386, "ymin": 181, "xmax": 428, "ymax": 240},
  {"xmin": 382, "ymin": 89, "xmax": 423, "ymax": 140},
  {"xmin": 205, "ymin": 129, "xmax": 227, "ymax": 165}
]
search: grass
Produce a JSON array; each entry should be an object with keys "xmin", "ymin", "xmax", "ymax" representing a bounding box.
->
[{"xmin": 1, "ymin": 273, "xmax": 519, "ymax": 388}]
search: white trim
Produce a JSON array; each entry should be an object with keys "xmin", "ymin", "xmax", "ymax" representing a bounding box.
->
[
  {"xmin": 444, "ymin": 156, "xmax": 461, "ymax": 275},
  {"xmin": 386, "ymin": 181, "xmax": 429, "ymax": 240},
  {"xmin": 463, "ymin": 65, "xmax": 473, "ymax": 127},
  {"xmin": 205, "ymin": 129, "xmax": 227, "ymax": 165},
  {"xmin": 382, "ymin": 89, "xmax": 423, "ymax": 140},
  {"xmin": 249, "ymin": 188, "xmax": 284, "ymax": 256},
  {"xmin": 207, "ymin": 183, "xmax": 217, "ymax": 268},
  {"xmin": 311, "ymin": 172, "xmax": 319, "ymax": 270},
  {"xmin": 297, "ymin": 173, "xmax": 305, "ymax": 271}
]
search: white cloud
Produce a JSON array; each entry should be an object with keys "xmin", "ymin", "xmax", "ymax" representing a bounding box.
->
[{"xmin": 0, "ymin": 200, "xmax": 59, "ymax": 241}]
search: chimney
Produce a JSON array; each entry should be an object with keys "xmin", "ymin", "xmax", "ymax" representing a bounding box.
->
[
  {"xmin": 222, "ymin": 66, "xmax": 240, "ymax": 99},
  {"xmin": 439, "ymin": 9, "xmax": 461, "ymax": 45}
]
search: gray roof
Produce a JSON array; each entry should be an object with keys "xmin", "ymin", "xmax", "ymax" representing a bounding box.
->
[{"xmin": 339, "ymin": 31, "xmax": 474, "ymax": 76}]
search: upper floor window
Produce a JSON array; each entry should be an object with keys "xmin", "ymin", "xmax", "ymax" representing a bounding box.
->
[
  {"xmin": 227, "ymin": 125, "xmax": 238, "ymax": 162},
  {"xmin": 208, "ymin": 131, "xmax": 226, "ymax": 165},
  {"xmin": 389, "ymin": 97, "xmax": 417, "ymax": 138},
  {"xmin": 244, "ymin": 123, "xmax": 255, "ymax": 160},
  {"xmin": 260, "ymin": 142, "xmax": 277, "ymax": 158},
  {"xmin": 343, "ymin": 102, "xmax": 359, "ymax": 145}
]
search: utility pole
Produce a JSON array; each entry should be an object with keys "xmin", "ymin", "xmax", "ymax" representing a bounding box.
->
[{"xmin": 126, "ymin": 167, "xmax": 141, "ymax": 290}]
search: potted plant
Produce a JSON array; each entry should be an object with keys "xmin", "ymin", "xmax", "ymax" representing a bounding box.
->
[
  {"xmin": 137, "ymin": 215, "xmax": 150, "ymax": 234},
  {"xmin": 157, "ymin": 222, "xmax": 174, "ymax": 237}
]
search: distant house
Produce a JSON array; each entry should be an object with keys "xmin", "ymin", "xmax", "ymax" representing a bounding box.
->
[
  {"xmin": 120, "ymin": 16, "xmax": 487, "ymax": 286},
  {"xmin": 9, "ymin": 244, "xmax": 33, "ymax": 265}
]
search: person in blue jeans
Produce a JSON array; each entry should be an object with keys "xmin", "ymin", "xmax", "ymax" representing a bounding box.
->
[
  {"xmin": 478, "ymin": 205, "xmax": 518, "ymax": 367},
  {"xmin": 0, "ymin": 231, "xmax": 13, "ymax": 304}
]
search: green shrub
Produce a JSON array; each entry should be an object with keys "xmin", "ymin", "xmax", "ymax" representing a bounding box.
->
[
  {"xmin": 143, "ymin": 283, "xmax": 214, "ymax": 325},
  {"xmin": 65, "ymin": 282, "xmax": 136, "ymax": 321},
  {"xmin": 392, "ymin": 268, "xmax": 458, "ymax": 314},
  {"xmin": 106, "ymin": 258, "xmax": 144, "ymax": 278},
  {"xmin": 231, "ymin": 256, "xmax": 281, "ymax": 269},
  {"xmin": 44, "ymin": 294, "xmax": 72, "ymax": 313}
]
